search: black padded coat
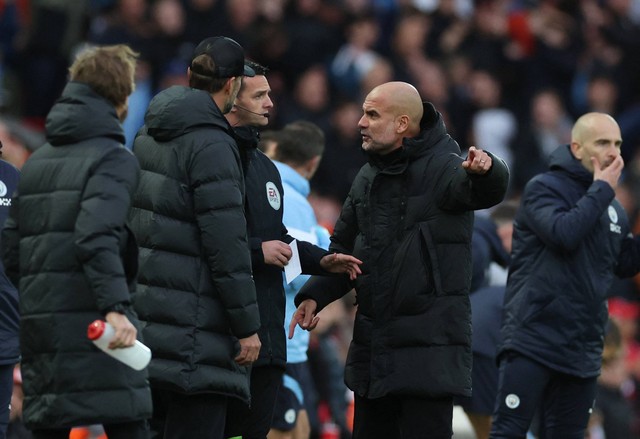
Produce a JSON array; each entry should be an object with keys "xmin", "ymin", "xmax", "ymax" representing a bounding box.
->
[
  {"xmin": 296, "ymin": 103, "xmax": 510, "ymax": 399},
  {"xmin": 129, "ymin": 86, "xmax": 260, "ymax": 403},
  {"xmin": 2, "ymin": 82, "xmax": 152, "ymax": 429}
]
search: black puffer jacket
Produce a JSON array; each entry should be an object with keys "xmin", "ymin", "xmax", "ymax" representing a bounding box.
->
[
  {"xmin": 297, "ymin": 103, "xmax": 509, "ymax": 399},
  {"xmin": 2, "ymin": 82, "xmax": 151, "ymax": 429},
  {"xmin": 129, "ymin": 86, "xmax": 260, "ymax": 403},
  {"xmin": 236, "ymin": 127, "xmax": 329, "ymax": 369}
]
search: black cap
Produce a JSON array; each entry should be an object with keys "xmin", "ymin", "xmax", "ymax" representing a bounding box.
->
[{"xmin": 191, "ymin": 36, "xmax": 255, "ymax": 78}]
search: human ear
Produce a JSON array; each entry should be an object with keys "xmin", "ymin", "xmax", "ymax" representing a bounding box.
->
[
  {"xmin": 570, "ymin": 141, "xmax": 582, "ymax": 160},
  {"xmin": 396, "ymin": 115, "xmax": 409, "ymax": 134}
]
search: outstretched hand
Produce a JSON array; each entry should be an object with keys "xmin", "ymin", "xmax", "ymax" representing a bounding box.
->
[
  {"xmin": 288, "ymin": 299, "xmax": 320, "ymax": 339},
  {"xmin": 320, "ymin": 253, "xmax": 363, "ymax": 280},
  {"xmin": 462, "ymin": 146, "xmax": 492, "ymax": 174}
]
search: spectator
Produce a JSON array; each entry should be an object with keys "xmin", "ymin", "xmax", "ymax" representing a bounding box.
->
[
  {"xmin": 510, "ymin": 88, "xmax": 573, "ymax": 195},
  {"xmin": 1, "ymin": 44, "xmax": 152, "ymax": 438},
  {"xmin": 0, "ymin": 118, "xmax": 44, "ymax": 169},
  {"xmin": 594, "ymin": 319, "xmax": 637, "ymax": 439},
  {"xmin": 311, "ymin": 99, "xmax": 367, "ymax": 206},
  {"xmin": 456, "ymin": 200, "xmax": 518, "ymax": 439},
  {"xmin": 291, "ymin": 81, "xmax": 509, "ymax": 439}
]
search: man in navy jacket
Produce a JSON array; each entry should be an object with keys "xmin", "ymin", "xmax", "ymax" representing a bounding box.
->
[
  {"xmin": 0, "ymin": 150, "xmax": 19, "ymax": 438},
  {"xmin": 492, "ymin": 112, "xmax": 640, "ymax": 438}
]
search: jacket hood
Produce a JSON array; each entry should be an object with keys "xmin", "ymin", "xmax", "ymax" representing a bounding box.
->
[
  {"xmin": 403, "ymin": 102, "xmax": 447, "ymax": 157},
  {"xmin": 549, "ymin": 144, "xmax": 592, "ymax": 187},
  {"xmin": 45, "ymin": 82, "xmax": 124, "ymax": 146},
  {"xmin": 145, "ymin": 86, "xmax": 231, "ymax": 142}
]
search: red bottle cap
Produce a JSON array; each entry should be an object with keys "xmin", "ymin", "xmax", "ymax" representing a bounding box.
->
[{"xmin": 87, "ymin": 320, "xmax": 106, "ymax": 340}]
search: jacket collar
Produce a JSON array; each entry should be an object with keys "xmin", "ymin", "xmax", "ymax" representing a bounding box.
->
[{"xmin": 549, "ymin": 144, "xmax": 593, "ymax": 188}]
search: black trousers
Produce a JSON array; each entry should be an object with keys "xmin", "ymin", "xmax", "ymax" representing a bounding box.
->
[
  {"xmin": 225, "ymin": 365, "xmax": 283, "ymax": 439},
  {"xmin": 31, "ymin": 420, "xmax": 149, "ymax": 439},
  {"xmin": 490, "ymin": 352, "xmax": 597, "ymax": 439},
  {"xmin": 352, "ymin": 393, "xmax": 454, "ymax": 439},
  {"xmin": 151, "ymin": 388, "xmax": 227, "ymax": 439}
]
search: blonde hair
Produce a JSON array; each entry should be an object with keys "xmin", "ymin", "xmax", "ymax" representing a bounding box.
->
[{"xmin": 69, "ymin": 44, "xmax": 138, "ymax": 107}]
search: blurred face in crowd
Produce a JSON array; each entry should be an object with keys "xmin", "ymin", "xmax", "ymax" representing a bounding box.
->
[
  {"xmin": 570, "ymin": 112, "xmax": 622, "ymax": 174},
  {"xmin": 232, "ymin": 75, "xmax": 273, "ymax": 127}
]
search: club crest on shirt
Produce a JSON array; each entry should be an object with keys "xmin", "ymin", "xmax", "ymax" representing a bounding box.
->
[
  {"xmin": 0, "ymin": 180, "xmax": 10, "ymax": 206},
  {"xmin": 266, "ymin": 182, "xmax": 281, "ymax": 210},
  {"xmin": 505, "ymin": 393, "xmax": 520, "ymax": 409},
  {"xmin": 608, "ymin": 205, "xmax": 621, "ymax": 234}
]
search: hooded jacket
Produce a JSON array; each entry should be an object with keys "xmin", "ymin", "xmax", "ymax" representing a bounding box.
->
[
  {"xmin": 0, "ymin": 160, "xmax": 20, "ymax": 367},
  {"xmin": 499, "ymin": 145, "xmax": 640, "ymax": 377},
  {"xmin": 129, "ymin": 86, "xmax": 260, "ymax": 403},
  {"xmin": 296, "ymin": 103, "xmax": 509, "ymax": 399},
  {"xmin": 1, "ymin": 82, "xmax": 151, "ymax": 428}
]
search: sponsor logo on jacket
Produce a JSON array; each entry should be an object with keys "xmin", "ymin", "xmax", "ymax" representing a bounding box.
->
[{"xmin": 266, "ymin": 182, "xmax": 281, "ymax": 210}]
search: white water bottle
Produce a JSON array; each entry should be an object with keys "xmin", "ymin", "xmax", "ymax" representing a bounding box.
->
[{"xmin": 87, "ymin": 320, "xmax": 151, "ymax": 371}]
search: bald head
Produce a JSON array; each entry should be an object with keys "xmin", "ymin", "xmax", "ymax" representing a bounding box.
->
[
  {"xmin": 369, "ymin": 82, "xmax": 423, "ymax": 134},
  {"xmin": 572, "ymin": 112, "xmax": 619, "ymax": 144},
  {"xmin": 359, "ymin": 82, "xmax": 424, "ymax": 155},
  {"xmin": 570, "ymin": 112, "xmax": 622, "ymax": 173}
]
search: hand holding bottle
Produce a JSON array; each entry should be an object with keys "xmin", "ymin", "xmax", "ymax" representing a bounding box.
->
[
  {"xmin": 88, "ymin": 319, "xmax": 151, "ymax": 371},
  {"xmin": 105, "ymin": 311, "xmax": 137, "ymax": 349}
]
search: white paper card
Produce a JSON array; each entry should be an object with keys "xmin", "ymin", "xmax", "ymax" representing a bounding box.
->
[{"xmin": 284, "ymin": 239, "xmax": 302, "ymax": 284}]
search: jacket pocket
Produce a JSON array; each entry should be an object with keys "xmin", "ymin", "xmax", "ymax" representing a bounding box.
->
[{"xmin": 390, "ymin": 225, "xmax": 439, "ymax": 315}]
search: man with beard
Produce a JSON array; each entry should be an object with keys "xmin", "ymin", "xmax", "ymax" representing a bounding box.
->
[
  {"xmin": 128, "ymin": 37, "xmax": 261, "ymax": 439},
  {"xmin": 491, "ymin": 112, "xmax": 640, "ymax": 439},
  {"xmin": 290, "ymin": 81, "xmax": 509, "ymax": 439}
]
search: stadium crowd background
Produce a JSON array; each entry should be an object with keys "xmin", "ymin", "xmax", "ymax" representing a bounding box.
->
[{"xmin": 3, "ymin": 0, "xmax": 640, "ymax": 438}]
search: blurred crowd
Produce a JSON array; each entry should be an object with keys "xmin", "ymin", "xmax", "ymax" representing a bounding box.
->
[
  {"xmin": 4, "ymin": 0, "xmax": 640, "ymax": 438},
  {"xmin": 2, "ymin": 0, "xmax": 640, "ymax": 202}
]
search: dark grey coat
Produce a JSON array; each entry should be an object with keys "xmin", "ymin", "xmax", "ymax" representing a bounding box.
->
[
  {"xmin": 129, "ymin": 86, "xmax": 260, "ymax": 403},
  {"xmin": 2, "ymin": 82, "xmax": 151, "ymax": 429}
]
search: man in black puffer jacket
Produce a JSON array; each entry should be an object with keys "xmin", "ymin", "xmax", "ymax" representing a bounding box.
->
[
  {"xmin": 2, "ymin": 45, "xmax": 151, "ymax": 438},
  {"xmin": 291, "ymin": 81, "xmax": 509, "ymax": 439},
  {"xmin": 129, "ymin": 37, "xmax": 261, "ymax": 439}
]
